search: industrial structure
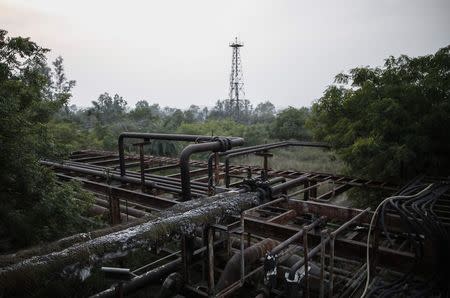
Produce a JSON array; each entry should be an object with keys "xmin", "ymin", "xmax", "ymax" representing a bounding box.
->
[
  {"xmin": 1, "ymin": 132, "xmax": 449, "ymax": 297},
  {"xmin": 228, "ymin": 37, "xmax": 245, "ymax": 120}
]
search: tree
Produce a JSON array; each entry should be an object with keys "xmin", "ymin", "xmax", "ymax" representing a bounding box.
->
[
  {"xmin": 129, "ymin": 100, "xmax": 160, "ymax": 125},
  {"xmin": 51, "ymin": 56, "xmax": 76, "ymax": 110},
  {"xmin": 271, "ymin": 107, "xmax": 311, "ymax": 140},
  {"xmin": 90, "ymin": 92, "xmax": 128, "ymax": 124},
  {"xmin": 184, "ymin": 105, "xmax": 202, "ymax": 123},
  {"xmin": 254, "ymin": 101, "xmax": 276, "ymax": 123},
  {"xmin": 309, "ymin": 45, "xmax": 450, "ymax": 181},
  {"xmin": 0, "ymin": 30, "xmax": 97, "ymax": 250}
]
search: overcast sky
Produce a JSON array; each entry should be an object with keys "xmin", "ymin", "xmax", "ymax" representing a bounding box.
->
[{"xmin": 1, "ymin": 0, "xmax": 449, "ymax": 109}]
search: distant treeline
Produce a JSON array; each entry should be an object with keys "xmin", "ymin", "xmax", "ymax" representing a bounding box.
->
[{"xmin": 50, "ymin": 95, "xmax": 312, "ymax": 155}]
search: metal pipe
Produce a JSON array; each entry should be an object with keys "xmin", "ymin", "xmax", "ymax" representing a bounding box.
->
[
  {"xmin": 207, "ymin": 226, "xmax": 215, "ymax": 295},
  {"xmin": 157, "ymin": 272, "xmax": 183, "ymax": 298},
  {"xmin": 50, "ymin": 160, "xmax": 212, "ymax": 196},
  {"xmin": 328, "ymin": 207, "xmax": 370, "ymax": 297},
  {"xmin": 287, "ymin": 179, "xmax": 332, "ymax": 198},
  {"xmin": 270, "ymin": 217, "xmax": 322, "ymax": 256},
  {"xmin": 63, "ymin": 161, "xmax": 211, "ymax": 192},
  {"xmin": 270, "ymin": 174, "xmax": 310, "ymax": 196},
  {"xmin": 287, "ymin": 237, "xmax": 330, "ymax": 280},
  {"xmin": 329, "ymin": 236, "xmax": 335, "ymax": 298},
  {"xmin": 330, "ymin": 207, "xmax": 370, "ymax": 237},
  {"xmin": 179, "ymin": 137, "xmax": 244, "ymax": 201},
  {"xmin": 91, "ymin": 259, "xmax": 179, "ymax": 298},
  {"xmin": 224, "ymin": 141, "xmax": 329, "ymax": 187},
  {"xmin": 94, "ymin": 197, "xmax": 147, "ymax": 218},
  {"xmin": 119, "ymin": 132, "xmax": 216, "ymax": 176},
  {"xmin": 91, "ymin": 238, "xmax": 227, "ymax": 298},
  {"xmin": 320, "ymin": 229, "xmax": 328, "ymax": 298},
  {"xmin": 240, "ymin": 213, "xmax": 245, "ymax": 285},
  {"xmin": 41, "ymin": 161, "xmax": 196, "ymax": 195},
  {"xmin": 303, "ymin": 226, "xmax": 310, "ymax": 298},
  {"xmin": 207, "ymin": 142, "xmax": 288, "ymax": 190},
  {"xmin": 215, "ymin": 238, "xmax": 278, "ymax": 292}
]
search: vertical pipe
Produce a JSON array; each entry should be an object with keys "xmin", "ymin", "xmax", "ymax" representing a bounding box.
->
[
  {"xmin": 207, "ymin": 154, "xmax": 214, "ymax": 195},
  {"xmin": 139, "ymin": 143, "xmax": 145, "ymax": 192},
  {"xmin": 303, "ymin": 228, "xmax": 310, "ymax": 298},
  {"xmin": 329, "ymin": 235, "xmax": 335, "ymax": 298},
  {"xmin": 181, "ymin": 235, "xmax": 191, "ymax": 284},
  {"xmin": 309, "ymin": 181, "xmax": 317, "ymax": 199},
  {"xmin": 202, "ymin": 228, "xmax": 207, "ymax": 281},
  {"xmin": 225, "ymin": 159, "xmax": 231, "ymax": 187},
  {"xmin": 304, "ymin": 180, "xmax": 310, "ymax": 201},
  {"xmin": 370, "ymin": 221, "xmax": 380, "ymax": 282},
  {"xmin": 207, "ymin": 226, "xmax": 215, "ymax": 296},
  {"xmin": 320, "ymin": 229, "xmax": 328, "ymax": 298},
  {"xmin": 240, "ymin": 213, "xmax": 245, "ymax": 284},
  {"xmin": 226, "ymin": 232, "xmax": 232, "ymax": 259},
  {"xmin": 263, "ymin": 152, "xmax": 269, "ymax": 180},
  {"xmin": 214, "ymin": 152, "xmax": 220, "ymax": 186},
  {"xmin": 106, "ymin": 170, "xmax": 121, "ymax": 225},
  {"xmin": 119, "ymin": 134, "xmax": 126, "ymax": 176},
  {"xmin": 180, "ymin": 139, "xmax": 243, "ymax": 201}
]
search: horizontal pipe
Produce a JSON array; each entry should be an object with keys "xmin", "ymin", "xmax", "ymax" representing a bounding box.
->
[
  {"xmin": 270, "ymin": 217, "xmax": 322, "ymax": 255},
  {"xmin": 88, "ymin": 203, "xmax": 137, "ymax": 221},
  {"xmin": 41, "ymin": 160, "xmax": 194, "ymax": 195},
  {"xmin": 91, "ymin": 258, "xmax": 180, "ymax": 298},
  {"xmin": 330, "ymin": 207, "xmax": 370, "ymax": 237},
  {"xmin": 62, "ymin": 161, "xmax": 210, "ymax": 192},
  {"xmin": 94, "ymin": 197, "xmax": 148, "ymax": 218},
  {"xmin": 287, "ymin": 238, "xmax": 330, "ymax": 280},
  {"xmin": 271, "ymin": 174, "xmax": 310, "ymax": 196},
  {"xmin": 119, "ymin": 132, "xmax": 237, "ymax": 176},
  {"xmin": 222, "ymin": 141, "xmax": 329, "ymax": 187},
  {"xmin": 207, "ymin": 142, "xmax": 294, "ymax": 191},
  {"xmin": 92, "ymin": 237, "xmax": 229, "ymax": 298}
]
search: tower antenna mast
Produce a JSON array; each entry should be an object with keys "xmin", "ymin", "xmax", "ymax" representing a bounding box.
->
[{"xmin": 229, "ymin": 37, "xmax": 244, "ymax": 121}]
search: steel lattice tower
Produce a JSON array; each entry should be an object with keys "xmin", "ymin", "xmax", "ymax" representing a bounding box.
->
[{"xmin": 229, "ymin": 37, "xmax": 244, "ymax": 120}]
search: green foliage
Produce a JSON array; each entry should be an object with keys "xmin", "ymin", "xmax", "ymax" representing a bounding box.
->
[
  {"xmin": 208, "ymin": 98, "xmax": 254, "ymax": 123},
  {"xmin": 47, "ymin": 120, "xmax": 103, "ymax": 154},
  {"xmin": 0, "ymin": 180, "xmax": 97, "ymax": 248},
  {"xmin": 271, "ymin": 107, "xmax": 311, "ymax": 140},
  {"xmin": 177, "ymin": 119, "xmax": 271, "ymax": 146},
  {"xmin": 0, "ymin": 30, "xmax": 98, "ymax": 251},
  {"xmin": 309, "ymin": 45, "xmax": 450, "ymax": 181},
  {"xmin": 254, "ymin": 101, "xmax": 276, "ymax": 123},
  {"xmin": 89, "ymin": 92, "xmax": 128, "ymax": 124}
]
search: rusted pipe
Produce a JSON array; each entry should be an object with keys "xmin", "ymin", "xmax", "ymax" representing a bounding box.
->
[
  {"xmin": 328, "ymin": 207, "xmax": 370, "ymax": 297},
  {"xmin": 118, "ymin": 132, "xmax": 215, "ymax": 176},
  {"xmin": 157, "ymin": 272, "xmax": 183, "ymax": 298},
  {"xmin": 180, "ymin": 137, "xmax": 244, "ymax": 201},
  {"xmin": 271, "ymin": 174, "xmax": 311, "ymax": 196},
  {"xmin": 269, "ymin": 217, "xmax": 323, "ymax": 256},
  {"xmin": 63, "ymin": 160, "xmax": 211, "ymax": 193},
  {"xmin": 223, "ymin": 141, "xmax": 329, "ymax": 187},
  {"xmin": 207, "ymin": 142, "xmax": 287, "ymax": 190},
  {"xmin": 215, "ymin": 238, "xmax": 278, "ymax": 292}
]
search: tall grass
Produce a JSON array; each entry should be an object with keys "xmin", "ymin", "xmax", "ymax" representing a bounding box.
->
[{"xmin": 234, "ymin": 147, "xmax": 345, "ymax": 174}]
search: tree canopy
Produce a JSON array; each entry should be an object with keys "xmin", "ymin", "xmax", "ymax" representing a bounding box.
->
[
  {"xmin": 0, "ymin": 30, "xmax": 98, "ymax": 251},
  {"xmin": 271, "ymin": 107, "xmax": 311, "ymax": 140},
  {"xmin": 309, "ymin": 45, "xmax": 450, "ymax": 181}
]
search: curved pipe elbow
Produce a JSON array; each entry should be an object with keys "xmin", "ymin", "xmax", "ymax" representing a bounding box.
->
[{"xmin": 180, "ymin": 137, "xmax": 244, "ymax": 201}]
